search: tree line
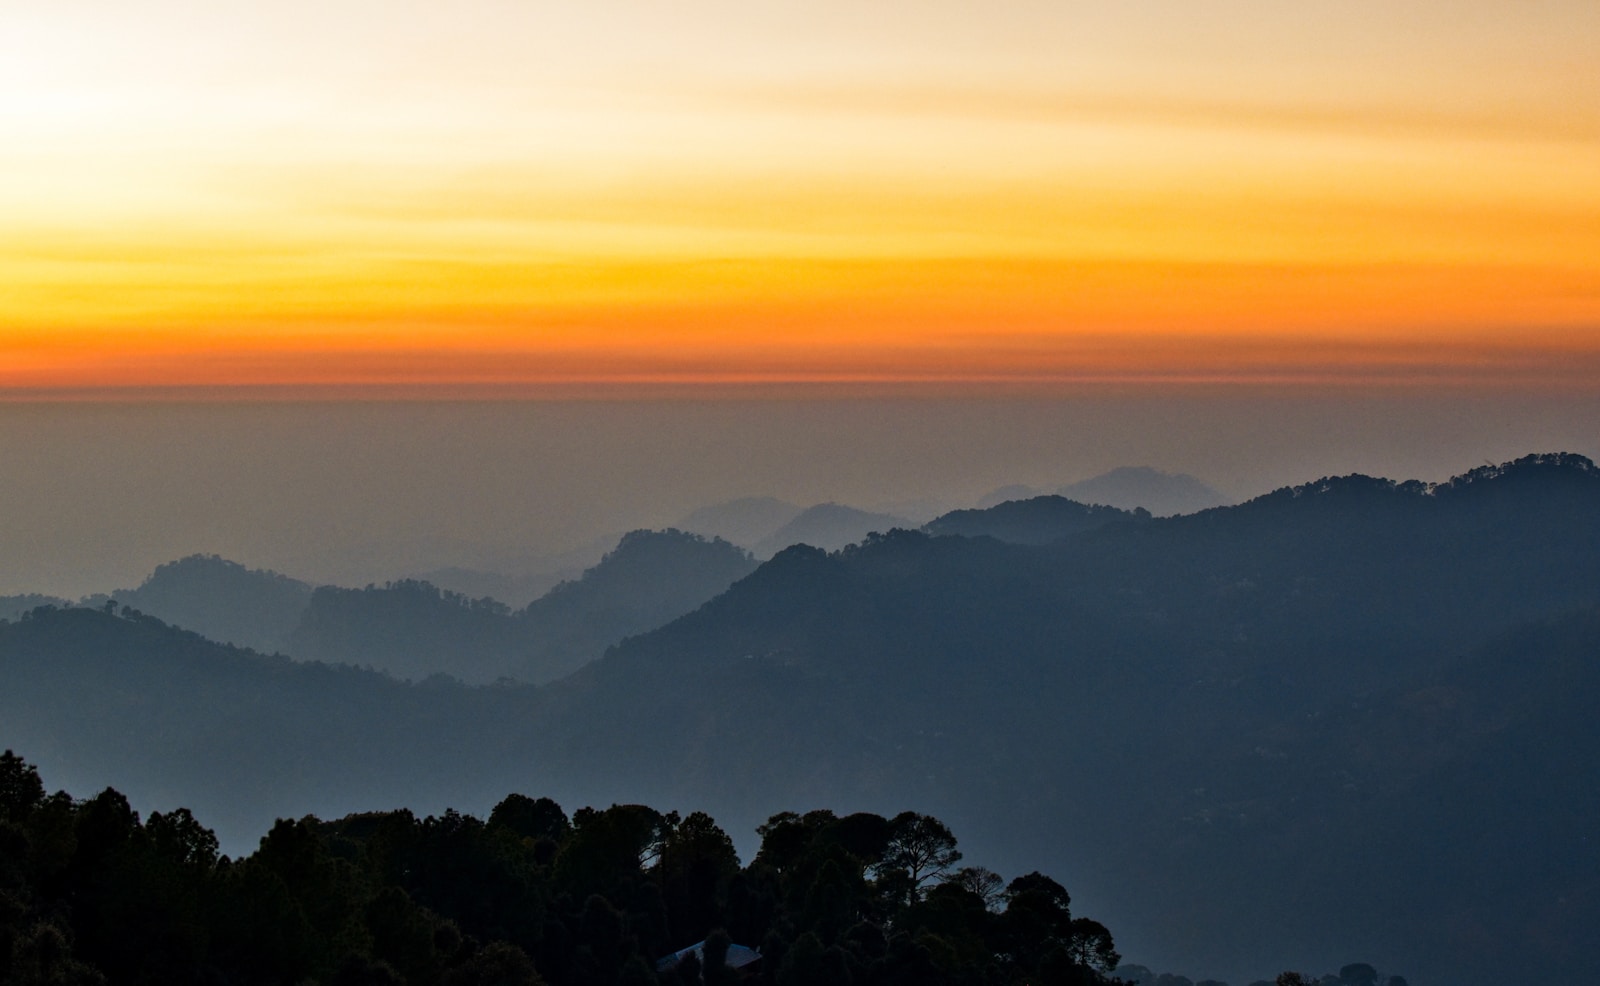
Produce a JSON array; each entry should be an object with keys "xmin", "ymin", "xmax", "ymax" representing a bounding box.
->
[{"xmin": 0, "ymin": 751, "xmax": 1121, "ymax": 986}]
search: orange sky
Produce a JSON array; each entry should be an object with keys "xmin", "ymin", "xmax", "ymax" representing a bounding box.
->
[{"xmin": 4, "ymin": 1, "xmax": 1599, "ymax": 396}]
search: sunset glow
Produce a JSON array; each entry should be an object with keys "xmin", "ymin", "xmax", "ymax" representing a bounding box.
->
[{"xmin": 5, "ymin": 1, "xmax": 1599, "ymax": 395}]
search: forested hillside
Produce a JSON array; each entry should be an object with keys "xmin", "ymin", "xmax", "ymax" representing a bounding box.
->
[
  {"xmin": 0, "ymin": 751, "xmax": 1126, "ymax": 986},
  {"xmin": 288, "ymin": 529, "xmax": 756, "ymax": 683},
  {"xmin": 921, "ymin": 496, "xmax": 1144, "ymax": 544},
  {"xmin": 3, "ymin": 454, "xmax": 1598, "ymax": 985},
  {"xmin": 88, "ymin": 554, "xmax": 314, "ymax": 655}
]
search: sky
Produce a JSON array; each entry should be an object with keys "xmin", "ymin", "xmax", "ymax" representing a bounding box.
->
[
  {"xmin": 2, "ymin": 2, "xmax": 1599, "ymax": 594},
  {"xmin": 2, "ymin": 393, "xmax": 1597, "ymax": 598},
  {"xmin": 4, "ymin": 0, "xmax": 1599, "ymax": 393}
]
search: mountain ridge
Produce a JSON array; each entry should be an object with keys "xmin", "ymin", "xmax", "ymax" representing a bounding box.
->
[
  {"xmin": 288, "ymin": 528, "xmax": 758, "ymax": 683},
  {"xmin": 3, "ymin": 452, "xmax": 1599, "ymax": 985}
]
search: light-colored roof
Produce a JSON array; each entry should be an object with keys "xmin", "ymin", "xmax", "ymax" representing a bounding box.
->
[{"xmin": 656, "ymin": 940, "xmax": 762, "ymax": 972}]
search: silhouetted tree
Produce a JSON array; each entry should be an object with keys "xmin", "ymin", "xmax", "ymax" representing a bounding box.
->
[
  {"xmin": 0, "ymin": 752, "xmax": 1137, "ymax": 986},
  {"xmin": 1339, "ymin": 964, "xmax": 1378, "ymax": 986},
  {"xmin": 445, "ymin": 940, "xmax": 545, "ymax": 986},
  {"xmin": 878, "ymin": 812, "xmax": 961, "ymax": 905},
  {"xmin": 949, "ymin": 866, "xmax": 1005, "ymax": 910},
  {"xmin": 658, "ymin": 811, "xmax": 738, "ymax": 944},
  {"xmin": 0, "ymin": 750, "xmax": 44, "ymax": 822},
  {"xmin": 490, "ymin": 794, "xmax": 570, "ymax": 844}
]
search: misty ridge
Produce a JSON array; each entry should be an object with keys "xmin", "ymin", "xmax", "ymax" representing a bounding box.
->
[
  {"xmin": 42, "ymin": 530, "xmax": 755, "ymax": 683},
  {"xmin": 5, "ymin": 466, "xmax": 1225, "ymax": 684},
  {"xmin": 4, "ymin": 453, "xmax": 1599, "ymax": 985}
]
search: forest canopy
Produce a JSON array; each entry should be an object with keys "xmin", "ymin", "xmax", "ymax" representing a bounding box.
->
[{"xmin": 0, "ymin": 751, "xmax": 1123, "ymax": 986}]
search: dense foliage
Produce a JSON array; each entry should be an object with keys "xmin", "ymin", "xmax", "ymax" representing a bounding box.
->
[{"xmin": 0, "ymin": 751, "xmax": 1121, "ymax": 986}]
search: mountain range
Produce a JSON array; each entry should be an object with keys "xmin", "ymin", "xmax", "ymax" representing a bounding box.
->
[
  {"xmin": 286, "ymin": 528, "xmax": 758, "ymax": 684},
  {"xmin": 977, "ymin": 466, "xmax": 1231, "ymax": 516},
  {"xmin": 64, "ymin": 530, "xmax": 755, "ymax": 685},
  {"xmin": 2, "ymin": 452, "xmax": 1597, "ymax": 985}
]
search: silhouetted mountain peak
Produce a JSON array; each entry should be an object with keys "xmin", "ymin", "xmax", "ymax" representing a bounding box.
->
[
  {"xmin": 677, "ymin": 496, "xmax": 805, "ymax": 547},
  {"xmin": 752, "ymin": 503, "xmax": 910, "ymax": 557},
  {"xmin": 842, "ymin": 526, "xmax": 932, "ymax": 553},
  {"xmin": 405, "ymin": 566, "xmax": 568, "ymax": 609},
  {"xmin": 340, "ymin": 578, "xmax": 508, "ymax": 612},
  {"xmin": 925, "ymin": 495, "xmax": 1146, "ymax": 545},
  {"xmin": 1271, "ymin": 473, "xmax": 1418, "ymax": 502},
  {"xmin": 92, "ymin": 553, "xmax": 315, "ymax": 654},
  {"xmin": 1059, "ymin": 467, "xmax": 1230, "ymax": 516},
  {"xmin": 0, "ymin": 593, "xmax": 72, "ymax": 622},
  {"xmin": 142, "ymin": 553, "xmax": 299, "ymax": 586},
  {"xmin": 1256, "ymin": 452, "xmax": 1600, "ymax": 509},
  {"xmin": 975, "ymin": 484, "xmax": 1045, "ymax": 509},
  {"xmin": 674, "ymin": 541, "xmax": 837, "ymax": 614},
  {"xmin": 525, "ymin": 528, "xmax": 752, "ymax": 612},
  {"xmin": 1434, "ymin": 451, "xmax": 1598, "ymax": 494},
  {"xmin": 606, "ymin": 526, "xmax": 748, "ymax": 564},
  {"xmin": 283, "ymin": 529, "xmax": 757, "ymax": 685}
]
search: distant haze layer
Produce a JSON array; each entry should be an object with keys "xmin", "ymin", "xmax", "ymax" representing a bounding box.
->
[{"xmin": 1, "ymin": 392, "xmax": 1596, "ymax": 597}]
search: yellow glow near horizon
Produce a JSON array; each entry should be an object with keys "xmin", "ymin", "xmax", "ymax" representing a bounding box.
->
[{"xmin": 3, "ymin": 1, "xmax": 1599, "ymax": 394}]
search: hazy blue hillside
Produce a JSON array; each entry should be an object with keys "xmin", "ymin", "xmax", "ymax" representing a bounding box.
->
[
  {"xmin": 923, "ymin": 495, "xmax": 1146, "ymax": 544},
  {"xmin": 976, "ymin": 466, "xmax": 1230, "ymax": 516},
  {"xmin": 4, "ymin": 453, "xmax": 1599, "ymax": 986},
  {"xmin": 0, "ymin": 593, "xmax": 70, "ymax": 622},
  {"xmin": 92, "ymin": 554, "xmax": 314, "ymax": 653},
  {"xmin": 287, "ymin": 529, "xmax": 757, "ymax": 683},
  {"xmin": 1059, "ymin": 466, "xmax": 1231, "ymax": 516},
  {"xmin": 752, "ymin": 502, "xmax": 910, "ymax": 557},
  {"xmin": 288, "ymin": 579, "xmax": 520, "ymax": 680},
  {"xmin": 678, "ymin": 495, "xmax": 804, "ymax": 547},
  {"xmin": 0, "ymin": 606, "xmax": 530, "ymax": 844},
  {"xmin": 530, "ymin": 453, "xmax": 1600, "ymax": 983},
  {"xmin": 406, "ymin": 564, "xmax": 573, "ymax": 608},
  {"xmin": 973, "ymin": 483, "xmax": 1045, "ymax": 509},
  {"xmin": 513, "ymin": 528, "xmax": 758, "ymax": 682},
  {"xmin": 1206, "ymin": 606, "xmax": 1600, "ymax": 985}
]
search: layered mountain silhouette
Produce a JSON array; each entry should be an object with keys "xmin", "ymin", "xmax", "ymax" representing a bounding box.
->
[
  {"xmin": 2, "ymin": 453, "xmax": 1598, "ymax": 986},
  {"xmin": 0, "ymin": 593, "xmax": 69, "ymax": 622},
  {"xmin": 405, "ymin": 565, "xmax": 573, "ymax": 609},
  {"xmin": 678, "ymin": 495, "xmax": 805, "ymax": 547},
  {"xmin": 289, "ymin": 528, "xmax": 757, "ymax": 683},
  {"xmin": 54, "ymin": 530, "xmax": 755, "ymax": 684},
  {"xmin": 923, "ymin": 495, "xmax": 1147, "ymax": 544},
  {"xmin": 286, "ymin": 579, "xmax": 520, "ymax": 681},
  {"xmin": 1059, "ymin": 466, "xmax": 1231, "ymax": 515},
  {"xmin": 977, "ymin": 466, "xmax": 1230, "ymax": 516},
  {"xmin": 86, "ymin": 554, "xmax": 314, "ymax": 654},
  {"xmin": 681, "ymin": 494, "xmax": 949, "ymax": 555},
  {"xmin": 751, "ymin": 502, "xmax": 911, "ymax": 557}
]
